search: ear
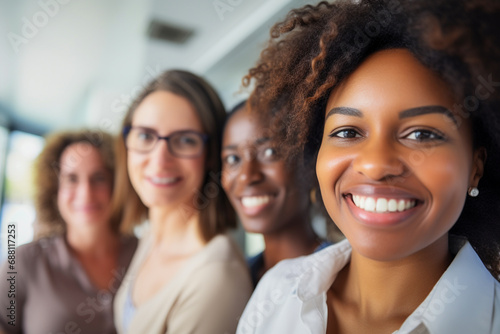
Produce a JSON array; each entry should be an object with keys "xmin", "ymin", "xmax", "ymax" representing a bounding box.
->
[{"xmin": 469, "ymin": 147, "xmax": 487, "ymax": 188}]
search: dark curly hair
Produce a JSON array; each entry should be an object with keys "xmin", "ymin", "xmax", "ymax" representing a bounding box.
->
[
  {"xmin": 33, "ymin": 129, "xmax": 120, "ymax": 238},
  {"xmin": 243, "ymin": 0, "xmax": 500, "ymax": 279},
  {"xmin": 112, "ymin": 70, "xmax": 237, "ymax": 241}
]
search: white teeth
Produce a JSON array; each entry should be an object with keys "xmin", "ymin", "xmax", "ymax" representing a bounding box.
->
[
  {"xmin": 241, "ymin": 196, "xmax": 272, "ymax": 208},
  {"xmin": 398, "ymin": 200, "xmax": 406, "ymax": 212},
  {"xmin": 359, "ymin": 196, "xmax": 365, "ymax": 209},
  {"xmin": 388, "ymin": 199, "xmax": 398, "ymax": 212},
  {"xmin": 375, "ymin": 198, "xmax": 387, "ymax": 212},
  {"xmin": 151, "ymin": 177, "xmax": 178, "ymax": 185},
  {"xmin": 351, "ymin": 195, "xmax": 416, "ymax": 213},
  {"xmin": 364, "ymin": 197, "xmax": 376, "ymax": 212}
]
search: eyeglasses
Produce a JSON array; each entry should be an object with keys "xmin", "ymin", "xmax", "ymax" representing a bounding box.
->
[{"xmin": 123, "ymin": 126, "xmax": 208, "ymax": 158}]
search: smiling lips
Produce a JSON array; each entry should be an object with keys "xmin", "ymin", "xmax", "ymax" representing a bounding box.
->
[
  {"xmin": 345, "ymin": 192, "xmax": 421, "ymax": 227},
  {"xmin": 149, "ymin": 176, "xmax": 180, "ymax": 185},
  {"xmin": 352, "ymin": 195, "xmax": 416, "ymax": 213}
]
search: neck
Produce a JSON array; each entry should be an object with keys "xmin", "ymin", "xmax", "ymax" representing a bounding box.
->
[
  {"xmin": 148, "ymin": 205, "xmax": 206, "ymax": 255},
  {"xmin": 262, "ymin": 213, "xmax": 319, "ymax": 271},
  {"xmin": 333, "ymin": 235, "xmax": 452, "ymax": 320},
  {"xmin": 66, "ymin": 224, "xmax": 119, "ymax": 257}
]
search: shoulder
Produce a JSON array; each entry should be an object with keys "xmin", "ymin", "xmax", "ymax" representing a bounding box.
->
[
  {"xmin": 422, "ymin": 239, "xmax": 500, "ymax": 333},
  {"xmin": 165, "ymin": 238, "xmax": 253, "ymax": 334},
  {"xmin": 193, "ymin": 235, "xmax": 250, "ymax": 281},
  {"xmin": 181, "ymin": 235, "xmax": 253, "ymax": 294},
  {"xmin": 0, "ymin": 236, "xmax": 67, "ymax": 293},
  {"xmin": 14, "ymin": 236, "xmax": 64, "ymax": 268},
  {"xmin": 198, "ymin": 234, "xmax": 247, "ymax": 265}
]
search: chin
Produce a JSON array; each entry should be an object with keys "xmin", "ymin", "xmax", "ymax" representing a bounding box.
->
[
  {"xmin": 241, "ymin": 219, "xmax": 273, "ymax": 234},
  {"xmin": 352, "ymin": 238, "xmax": 416, "ymax": 262}
]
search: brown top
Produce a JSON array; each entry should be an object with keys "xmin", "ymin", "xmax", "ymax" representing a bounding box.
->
[{"xmin": 0, "ymin": 234, "xmax": 137, "ymax": 334}]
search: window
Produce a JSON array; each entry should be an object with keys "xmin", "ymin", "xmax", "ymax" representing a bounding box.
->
[{"xmin": 0, "ymin": 130, "xmax": 44, "ymax": 261}]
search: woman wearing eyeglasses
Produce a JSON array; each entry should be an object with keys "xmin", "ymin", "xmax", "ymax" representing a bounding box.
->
[{"xmin": 112, "ymin": 70, "xmax": 252, "ymax": 334}]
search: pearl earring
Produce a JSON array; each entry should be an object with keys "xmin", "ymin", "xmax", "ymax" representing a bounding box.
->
[{"xmin": 468, "ymin": 187, "xmax": 479, "ymax": 197}]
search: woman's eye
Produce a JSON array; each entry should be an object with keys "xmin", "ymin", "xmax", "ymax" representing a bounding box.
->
[
  {"xmin": 91, "ymin": 173, "xmax": 109, "ymax": 185},
  {"xmin": 405, "ymin": 130, "xmax": 445, "ymax": 142},
  {"xmin": 178, "ymin": 136, "xmax": 197, "ymax": 146},
  {"xmin": 223, "ymin": 154, "xmax": 240, "ymax": 166},
  {"xmin": 137, "ymin": 131, "xmax": 155, "ymax": 142},
  {"xmin": 65, "ymin": 175, "xmax": 78, "ymax": 183},
  {"xmin": 263, "ymin": 147, "xmax": 276, "ymax": 158},
  {"xmin": 258, "ymin": 147, "xmax": 278, "ymax": 162},
  {"xmin": 330, "ymin": 129, "xmax": 361, "ymax": 138}
]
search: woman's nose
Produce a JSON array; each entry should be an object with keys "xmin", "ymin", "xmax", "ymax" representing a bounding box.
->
[
  {"xmin": 75, "ymin": 179, "xmax": 93, "ymax": 199},
  {"xmin": 352, "ymin": 136, "xmax": 406, "ymax": 181},
  {"xmin": 238, "ymin": 157, "xmax": 264, "ymax": 185},
  {"xmin": 150, "ymin": 139, "xmax": 176, "ymax": 164}
]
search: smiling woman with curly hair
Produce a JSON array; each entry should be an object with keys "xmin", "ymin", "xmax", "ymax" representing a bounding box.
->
[
  {"xmin": 0, "ymin": 129, "xmax": 137, "ymax": 334},
  {"xmin": 237, "ymin": 1, "xmax": 500, "ymax": 333},
  {"xmin": 33, "ymin": 130, "xmax": 117, "ymax": 236}
]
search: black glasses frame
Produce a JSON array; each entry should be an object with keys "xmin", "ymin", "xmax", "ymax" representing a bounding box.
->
[{"xmin": 122, "ymin": 126, "xmax": 209, "ymax": 158}]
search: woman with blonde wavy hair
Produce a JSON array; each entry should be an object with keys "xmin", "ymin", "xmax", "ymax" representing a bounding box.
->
[{"xmin": 0, "ymin": 129, "xmax": 137, "ymax": 334}]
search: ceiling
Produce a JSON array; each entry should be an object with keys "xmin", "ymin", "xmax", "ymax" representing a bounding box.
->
[{"xmin": 0, "ymin": 0, "xmax": 316, "ymax": 135}]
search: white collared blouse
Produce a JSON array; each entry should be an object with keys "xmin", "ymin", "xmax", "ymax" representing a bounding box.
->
[{"xmin": 237, "ymin": 237, "xmax": 500, "ymax": 334}]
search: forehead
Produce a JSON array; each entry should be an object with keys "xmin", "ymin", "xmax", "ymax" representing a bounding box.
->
[
  {"xmin": 132, "ymin": 90, "xmax": 203, "ymax": 132},
  {"xmin": 223, "ymin": 109, "xmax": 268, "ymax": 146},
  {"xmin": 59, "ymin": 143, "xmax": 106, "ymax": 173},
  {"xmin": 327, "ymin": 49, "xmax": 456, "ymax": 114}
]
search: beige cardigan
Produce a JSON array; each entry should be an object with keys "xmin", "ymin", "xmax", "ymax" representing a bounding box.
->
[{"xmin": 114, "ymin": 233, "xmax": 252, "ymax": 334}]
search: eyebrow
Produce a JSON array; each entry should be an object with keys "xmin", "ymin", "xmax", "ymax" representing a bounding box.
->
[
  {"xmin": 222, "ymin": 137, "xmax": 270, "ymax": 151},
  {"xmin": 399, "ymin": 105, "xmax": 457, "ymax": 125},
  {"xmin": 326, "ymin": 107, "xmax": 363, "ymax": 119},
  {"xmin": 222, "ymin": 144, "xmax": 237, "ymax": 150},
  {"xmin": 326, "ymin": 105, "xmax": 457, "ymax": 125}
]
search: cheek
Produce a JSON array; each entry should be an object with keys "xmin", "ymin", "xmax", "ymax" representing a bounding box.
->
[
  {"xmin": 57, "ymin": 189, "xmax": 69, "ymax": 206},
  {"xmin": 188, "ymin": 157, "xmax": 207, "ymax": 186},
  {"xmin": 220, "ymin": 168, "xmax": 233, "ymax": 193},
  {"xmin": 281, "ymin": 168, "xmax": 308, "ymax": 204},
  {"xmin": 98, "ymin": 185, "xmax": 113, "ymax": 204},
  {"xmin": 57, "ymin": 190, "xmax": 71, "ymax": 219},
  {"xmin": 416, "ymin": 150, "xmax": 471, "ymax": 208},
  {"xmin": 316, "ymin": 146, "xmax": 349, "ymax": 201},
  {"xmin": 265, "ymin": 166, "xmax": 286, "ymax": 186}
]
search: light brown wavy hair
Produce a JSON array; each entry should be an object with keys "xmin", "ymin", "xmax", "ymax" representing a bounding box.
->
[
  {"xmin": 33, "ymin": 130, "xmax": 120, "ymax": 238},
  {"xmin": 112, "ymin": 70, "xmax": 237, "ymax": 241}
]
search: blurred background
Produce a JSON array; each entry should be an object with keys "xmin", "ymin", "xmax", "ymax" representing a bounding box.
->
[{"xmin": 0, "ymin": 0, "xmax": 318, "ymax": 257}]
